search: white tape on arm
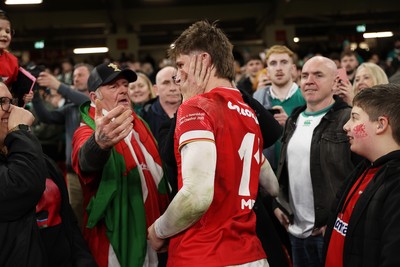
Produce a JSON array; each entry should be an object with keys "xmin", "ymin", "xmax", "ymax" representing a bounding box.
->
[{"xmin": 155, "ymin": 140, "xmax": 217, "ymax": 238}]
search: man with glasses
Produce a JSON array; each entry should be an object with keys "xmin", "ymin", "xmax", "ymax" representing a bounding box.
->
[
  {"xmin": 0, "ymin": 81, "xmax": 47, "ymax": 266},
  {"xmin": 0, "ymin": 95, "xmax": 17, "ymax": 110}
]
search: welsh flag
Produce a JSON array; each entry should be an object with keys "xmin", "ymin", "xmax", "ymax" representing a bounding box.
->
[{"xmin": 81, "ymin": 102, "xmax": 169, "ymax": 266}]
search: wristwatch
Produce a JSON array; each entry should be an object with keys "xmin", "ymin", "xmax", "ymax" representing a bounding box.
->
[{"xmin": 8, "ymin": 124, "xmax": 31, "ymax": 133}]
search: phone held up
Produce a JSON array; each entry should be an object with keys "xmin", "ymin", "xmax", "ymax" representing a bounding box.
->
[
  {"xmin": 268, "ymin": 108, "xmax": 280, "ymax": 115},
  {"xmin": 337, "ymin": 68, "xmax": 349, "ymax": 84}
]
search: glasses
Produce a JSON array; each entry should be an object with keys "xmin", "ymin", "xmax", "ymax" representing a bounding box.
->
[{"xmin": 0, "ymin": 97, "xmax": 17, "ymax": 112}]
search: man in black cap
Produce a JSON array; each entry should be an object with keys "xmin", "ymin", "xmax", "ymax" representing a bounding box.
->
[{"xmin": 71, "ymin": 62, "xmax": 170, "ymax": 267}]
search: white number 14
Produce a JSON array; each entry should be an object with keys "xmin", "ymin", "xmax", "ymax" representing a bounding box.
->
[{"xmin": 238, "ymin": 133, "xmax": 260, "ymax": 196}]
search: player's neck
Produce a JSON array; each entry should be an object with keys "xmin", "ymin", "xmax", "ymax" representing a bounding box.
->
[{"xmin": 205, "ymin": 77, "xmax": 233, "ymax": 93}]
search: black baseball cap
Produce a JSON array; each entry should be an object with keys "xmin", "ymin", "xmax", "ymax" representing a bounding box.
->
[{"xmin": 88, "ymin": 62, "xmax": 137, "ymax": 92}]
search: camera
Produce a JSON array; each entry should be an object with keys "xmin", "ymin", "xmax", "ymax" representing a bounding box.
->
[
  {"xmin": 25, "ymin": 64, "xmax": 47, "ymax": 93},
  {"xmin": 12, "ymin": 64, "xmax": 47, "ymax": 107},
  {"xmin": 26, "ymin": 64, "xmax": 46, "ymax": 79}
]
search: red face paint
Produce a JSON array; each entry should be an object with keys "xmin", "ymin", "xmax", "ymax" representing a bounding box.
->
[{"xmin": 353, "ymin": 123, "xmax": 368, "ymax": 138}]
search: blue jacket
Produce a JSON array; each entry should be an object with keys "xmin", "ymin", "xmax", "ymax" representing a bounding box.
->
[{"xmin": 32, "ymin": 84, "xmax": 89, "ymax": 171}]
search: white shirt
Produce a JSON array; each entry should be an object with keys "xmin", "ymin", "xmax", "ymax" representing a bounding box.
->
[{"xmin": 287, "ymin": 110, "xmax": 326, "ymax": 238}]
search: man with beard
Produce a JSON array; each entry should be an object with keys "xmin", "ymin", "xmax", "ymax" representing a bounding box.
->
[{"xmin": 340, "ymin": 51, "xmax": 360, "ymax": 84}]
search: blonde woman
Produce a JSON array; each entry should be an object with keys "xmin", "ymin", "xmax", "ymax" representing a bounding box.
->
[
  {"xmin": 335, "ymin": 62, "xmax": 389, "ymax": 105},
  {"xmin": 353, "ymin": 62, "xmax": 389, "ymax": 95},
  {"xmin": 128, "ymin": 72, "xmax": 155, "ymax": 113}
]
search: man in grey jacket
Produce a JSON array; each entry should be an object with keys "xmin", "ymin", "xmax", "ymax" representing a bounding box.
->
[{"xmin": 33, "ymin": 63, "xmax": 92, "ymax": 229}]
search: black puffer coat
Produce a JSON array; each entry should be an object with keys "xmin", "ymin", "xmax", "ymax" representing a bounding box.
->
[{"xmin": 0, "ymin": 130, "xmax": 47, "ymax": 266}]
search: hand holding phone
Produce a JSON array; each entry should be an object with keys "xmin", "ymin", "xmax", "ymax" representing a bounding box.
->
[
  {"xmin": 269, "ymin": 106, "xmax": 288, "ymax": 126},
  {"xmin": 267, "ymin": 108, "xmax": 280, "ymax": 115},
  {"xmin": 337, "ymin": 68, "xmax": 349, "ymax": 84}
]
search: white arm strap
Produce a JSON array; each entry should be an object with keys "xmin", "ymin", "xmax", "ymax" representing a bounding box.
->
[{"xmin": 155, "ymin": 140, "xmax": 216, "ymax": 238}]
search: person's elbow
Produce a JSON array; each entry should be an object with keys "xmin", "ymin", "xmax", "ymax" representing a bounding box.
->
[
  {"xmin": 177, "ymin": 183, "xmax": 214, "ymax": 223},
  {"xmin": 188, "ymin": 185, "xmax": 213, "ymax": 217}
]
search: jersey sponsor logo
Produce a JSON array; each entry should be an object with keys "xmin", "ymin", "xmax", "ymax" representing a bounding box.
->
[
  {"xmin": 227, "ymin": 101, "xmax": 259, "ymax": 125},
  {"xmin": 178, "ymin": 112, "xmax": 205, "ymax": 125},
  {"xmin": 241, "ymin": 198, "xmax": 255, "ymax": 209},
  {"xmin": 333, "ymin": 216, "xmax": 348, "ymax": 236}
]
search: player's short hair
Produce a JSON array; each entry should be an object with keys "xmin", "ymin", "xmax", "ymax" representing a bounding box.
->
[{"xmin": 168, "ymin": 20, "xmax": 235, "ymax": 81}]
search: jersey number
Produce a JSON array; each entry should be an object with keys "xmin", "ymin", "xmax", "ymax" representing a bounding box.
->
[{"xmin": 238, "ymin": 133, "xmax": 260, "ymax": 196}]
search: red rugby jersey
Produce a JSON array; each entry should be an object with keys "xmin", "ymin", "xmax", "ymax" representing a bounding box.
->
[{"xmin": 169, "ymin": 87, "xmax": 266, "ymax": 267}]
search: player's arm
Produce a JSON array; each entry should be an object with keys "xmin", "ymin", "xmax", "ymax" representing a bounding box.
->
[
  {"xmin": 258, "ymin": 155, "xmax": 279, "ymax": 197},
  {"xmin": 154, "ymin": 140, "xmax": 217, "ymax": 238}
]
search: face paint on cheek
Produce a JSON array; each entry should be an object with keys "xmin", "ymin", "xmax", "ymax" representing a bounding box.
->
[{"xmin": 353, "ymin": 123, "xmax": 368, "ymax": 138}]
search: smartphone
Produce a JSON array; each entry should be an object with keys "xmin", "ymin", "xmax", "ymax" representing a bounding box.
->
[
  {"xmin": 268, "ymin": 108, "xmax": 280, "ymax": 115},
  {"xmin": 337, "ymin": 68, "xmax": 349, "ymax": 84}
]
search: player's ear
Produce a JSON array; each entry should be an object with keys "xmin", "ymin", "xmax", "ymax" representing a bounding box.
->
[{"xmin": 201, "ymin": 53, "xmax": 212, "ymax": 68}]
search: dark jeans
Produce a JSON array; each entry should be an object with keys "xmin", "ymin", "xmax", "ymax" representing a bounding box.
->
[{"xmin": 289, "ymin": 233, "xmax": 323, "ymax": 267}]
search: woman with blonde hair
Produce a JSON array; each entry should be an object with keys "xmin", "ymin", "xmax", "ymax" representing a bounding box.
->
[
  {"xmin": 335, "ymin": 62, "xmax": 389, "ymax": 105},
  {"xmin": 353, "ymin": 62, "xmax": 389, "ymax": 95},
  {"xmin": 128, "ymin": 72, "xmax": 155, "ymax": 113}
]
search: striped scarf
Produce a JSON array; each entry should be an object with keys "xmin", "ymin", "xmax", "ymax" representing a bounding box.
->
[{"xmin": 80, "ymin": 102, "xmax": 169, "ymax": 266}]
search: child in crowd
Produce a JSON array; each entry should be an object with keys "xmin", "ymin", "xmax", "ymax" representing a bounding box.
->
[
  {"xmin": 324, "ymin": 83, "xmax": 400, "ymax": 267},
  {"xmin": 0, "ymin": 9, "xmax": 18, "ymax": 88}
]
